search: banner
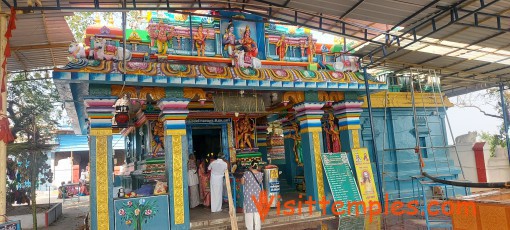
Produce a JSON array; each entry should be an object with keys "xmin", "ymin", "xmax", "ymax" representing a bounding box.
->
[{"xmin": 352, "ymin": 148, "xmax": 379, "ymax": 209}]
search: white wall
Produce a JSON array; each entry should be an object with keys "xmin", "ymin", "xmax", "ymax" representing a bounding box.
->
[
  {"xmin": 450, "ymin": 143, "xmax": 510, "ymax": 183},
  {"xmin": 451, "ymin": 143, "xmax": 478, "ymax": 183},
  {"xmin": 53, "ymin": 158, "xmax": 72, "ymax": 187},
  {"xmin": 486, "ymin": 147, "xmax": 510, "ymax": 182}
]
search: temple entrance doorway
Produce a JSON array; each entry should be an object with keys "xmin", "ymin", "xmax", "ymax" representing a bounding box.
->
[
  {"xmin": 191, "ymin": 126, "xmax": 222, "ymax": 162},
  {"xmin": 186, "ymin": 119, "xmax": 231, "ymax": 162}
]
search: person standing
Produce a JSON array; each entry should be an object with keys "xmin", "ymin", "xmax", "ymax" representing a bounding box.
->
[
  {"xmin": 198, "ymin": 160, "xmax": 211, "ymax": 207},
  {"xmin": 80, "ymin": 169, "xmax": 86, "ymax": 184},
  {"xmin": 242, "ymin": 160, "xmax": 263, "ymax": 230},
  {"xmin": 188, "ymin": 154, "xmax": 200, "ymax": 208},
  {"xmin": 208, "ymin": 154, "xmax": 228, "ymax": 212}
]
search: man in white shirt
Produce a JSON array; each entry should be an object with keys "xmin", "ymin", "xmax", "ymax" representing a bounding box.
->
[{"xmin": 208, "ymin": 154, "xmax": 228, "ymax": 212}]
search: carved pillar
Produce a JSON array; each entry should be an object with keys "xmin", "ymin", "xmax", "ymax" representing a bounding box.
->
[
  {"xmin": 256, "ymin": 125, "xmax": 268, "ymax": 162},
  {"xmin": 332, "ymin": 100, "xmax": 364, "ymax": 151},
  {"xmin": 293, "ymin": 102, "xmax": 326, "ymax": 205},
  {"xmin": 84, "ymin": 96, "xmax": 116, "ymax": 230},
  {"xmin": 282, "ymin": 117, "xmax": 297, "ymax": 187},
  {"xmin": 158, "ymin": 98, "xmax": 190, "ymax": 230}
]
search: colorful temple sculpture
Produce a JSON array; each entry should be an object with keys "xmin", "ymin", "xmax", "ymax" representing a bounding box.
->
[{"xmin": 54, "ymin": 11, "xmax": 465, "ymax": 230}]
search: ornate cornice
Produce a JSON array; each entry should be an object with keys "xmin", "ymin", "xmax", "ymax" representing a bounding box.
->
[{"xmin": 360, "ymin": 92, "xmax": 453, "ymax": 108}]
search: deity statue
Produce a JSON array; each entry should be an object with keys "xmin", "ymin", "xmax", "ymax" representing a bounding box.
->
[
  {"xmin": 291, "ymin": 122, "xmax": 303, "ymax": 165},
  {"xmin": 300, "ymin": 39, "xmax": 306, "ymax": 58},
  {"xmin": 323, "ymin": 113, "xmax": 341, "ymax": 153},
  {"xmin": 152, "ymin": 120, "xmax": 164, "ymax": 156},
  {"xmin": 306, "ymin": 34, "xmax": 316, "ymax": 63},
  {"xmin": 147, "ymin": 23, "xmax": 158, "ymax": 47},
  {"xmin": 276, "ymin": 34, "xmax": 288, "ymax": 61},
  {"xmin": 194, "ymin": 24, "xmax": 206, "ymax": 57},
  {"xmin": 222, "ymin": 20, "xmax": 236, "ymax": 58},
  {"xmin": 239, "ymin": 25, "xmax": 258, "ymax": 58},
  {"xmin": 236, "ymin": 117, "xmax": 254, "ymax": 150},
  {"xmin": 155, "ymin": 21, "xmax": 174, "ymax": 55}
]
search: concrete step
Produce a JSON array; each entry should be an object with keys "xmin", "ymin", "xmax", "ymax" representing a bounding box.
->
[{"xmin": 192, "ymin": 210, "xmax": 329, "ymax": 229}]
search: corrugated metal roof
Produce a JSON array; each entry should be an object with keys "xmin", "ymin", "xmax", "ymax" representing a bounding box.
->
[
  {"xmin": 54, "ymin": 134, "xmax": 125, "ymax": 152},
  {"xmin": 2, "ymin": 0, "xmax": 510, "ymax": 96}
]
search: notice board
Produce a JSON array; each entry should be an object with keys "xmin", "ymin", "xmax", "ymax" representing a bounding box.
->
[{"xmin": 321, "ymin": 152, "xmax": 362, "ymax": 215}]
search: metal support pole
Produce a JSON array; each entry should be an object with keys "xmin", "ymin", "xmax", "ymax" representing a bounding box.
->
[
  {"xmin": 498, "ymin": 82, "xmax": 510, "ymax": 163},
  {"xmin": 363, "ymin": 67, "xmax": 384, "ymax": 209},
  {"xmin": 0, "ymin": 15, "xmax": 7, "ymax": 223}
]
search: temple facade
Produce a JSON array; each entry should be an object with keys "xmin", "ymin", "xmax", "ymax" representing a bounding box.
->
[{"xmin": 53, "ymin": 11, "xmax": 462, "ymax": 230}]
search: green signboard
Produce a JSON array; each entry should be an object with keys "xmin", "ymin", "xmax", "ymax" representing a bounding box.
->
[{"xmin": 321, "ymin": 152, "xmax": 362, "ymax": 215}]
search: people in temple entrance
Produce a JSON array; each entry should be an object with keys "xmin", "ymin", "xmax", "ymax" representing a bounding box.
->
[
  {"xmin": 194, "ymin": 24, "xmax": 206, "ymax": 57},
  {"xmin": 242, "ymin": 160, "xmax": 263, "ymax": 230},
  {"xmin": 188, "ymin": 154, "xmax": 200, "ymax": 208},
  {"xmin": 222, "ymin": 20, "xmax": 236, "ymax": 58},
  {"xmin": 198, "ymin": 159, "xmax": 211, "ymax": 207},
  {"xmin": 240, "ymin": 25, "xmax": 258, "ymax": 58},
  {"xmin": 208, "ymin": 153, "xmax": 228, "ymax": 212},
  {"xmin": 276, "ymin": 34, "xmax": 288, "ymax": 61},
  {"xmin": 291, "ymin": 122, "xmax": 303, "ymax": 165}
]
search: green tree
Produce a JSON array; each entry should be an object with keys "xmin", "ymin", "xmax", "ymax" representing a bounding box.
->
[
  {"xmin": 456, "ymin": 88, "xmax": 509, "ymax": 156},
  {"xmin": 6, "ymin": 71, "xmax": 61, "ymax": 229},
  {"xmin": 65, "ymin": 11, "xmax": 145, "ymax": 43}
]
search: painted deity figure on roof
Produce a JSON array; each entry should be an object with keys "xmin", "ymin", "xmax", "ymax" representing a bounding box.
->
[
  {"xmin": 276, "ymin": 34, "xmax": 288, "ymax": 61},
  {"xmin": 194, "ymin": 24, "xmax": 207, "ymax": 57},
  {"xmin": 306, "ymin": 34, "xmax": 316, "ymax": 63},
  {"xmin": 222, "ymin": 20, "xmax": 236, "ymax": 58},
  {"xmin": 155, "ymin": 20, "xmax": 175, "ymax": 55},
  {"xmin": 240, "ymin": 25, "xmax": 258, "ymax": 58}
]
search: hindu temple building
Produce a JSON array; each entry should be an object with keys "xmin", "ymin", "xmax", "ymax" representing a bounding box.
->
[{"xmin": 53, "ymin": 11, "xmax": 464, "ymax": 229}]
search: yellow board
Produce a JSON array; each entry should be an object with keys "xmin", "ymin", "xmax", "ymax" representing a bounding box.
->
[{"xmin": 352, "ymin": 148, "xmax": 379, "ymax": 209}]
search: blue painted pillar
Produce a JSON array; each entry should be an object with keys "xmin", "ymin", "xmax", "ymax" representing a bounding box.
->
[
  {"xmin": 293, "ymin": 102, "xmax": 326, "ymax": 205},
  {"xmin": 158, "ymin": 98, "xmax": 190, "ymax": 230},
  {"xmin": 84, "ymin": 96, "xmax": 117, "ymax": 230}
]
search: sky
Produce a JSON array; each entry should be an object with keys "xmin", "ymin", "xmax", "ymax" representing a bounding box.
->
[{"xmin": 446, "ymin": 90, "xmax": 501, "ymax": 143}]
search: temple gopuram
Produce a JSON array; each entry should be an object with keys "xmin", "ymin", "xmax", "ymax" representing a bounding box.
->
[{"xmin": 54, "ymin": 11, "xmax": 463, "ymax": 230}]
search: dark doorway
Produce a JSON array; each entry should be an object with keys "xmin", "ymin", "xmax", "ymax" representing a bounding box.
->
[{"xmin": 191, "ymin": 126, "xmax": 222, "ymax": 162}]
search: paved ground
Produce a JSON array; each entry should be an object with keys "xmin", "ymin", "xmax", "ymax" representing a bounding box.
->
[{"xmin": 22, "ymin": 191, "xmax": 89, "ymax": 230}]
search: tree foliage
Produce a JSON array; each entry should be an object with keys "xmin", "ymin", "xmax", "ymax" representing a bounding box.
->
[
  {"xmin": 6, "ymin": 72, "xmax": 62, "ymax": 229},
  {"xmin": 65, "ymin": 11, "xmax": 145, "ymax": 43},
  {"xmin": 456, "ymin": 88, "xmax": 510, "ymax": 156}
]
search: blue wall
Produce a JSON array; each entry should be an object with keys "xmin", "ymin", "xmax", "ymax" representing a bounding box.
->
[{"xmin": 359, "ymin": 108, "xmax": 462, "ymax": 201}]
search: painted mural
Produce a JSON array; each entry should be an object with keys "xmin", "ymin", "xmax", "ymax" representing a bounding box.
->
[
  {"xmin": 57, "ymin": 11, "xmax": 386, "ymax": 91},
  {"xmin": 114, "ymin": 195, "xmax": 170, "ymax": 230}
]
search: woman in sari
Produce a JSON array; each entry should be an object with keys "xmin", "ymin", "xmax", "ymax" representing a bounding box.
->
[{"xmin": 198, "ymin": 159, "xmax": 211, "ymax": 207}]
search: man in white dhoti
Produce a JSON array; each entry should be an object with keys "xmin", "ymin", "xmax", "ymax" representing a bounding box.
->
[{"xmin": 208, "ymin": 154, "xmax": 228, "ymax": 213}]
